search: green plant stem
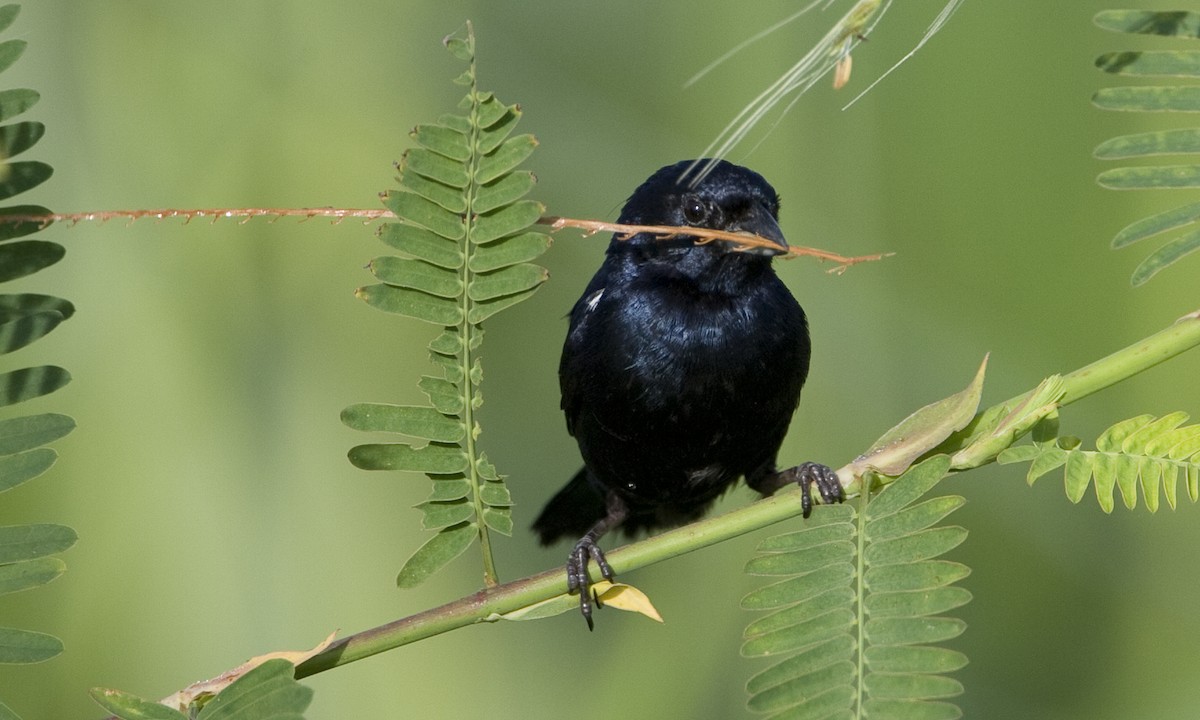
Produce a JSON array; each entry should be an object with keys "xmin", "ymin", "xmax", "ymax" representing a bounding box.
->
[
  {"xmin": 852, "ymin": 481, "xmax": 870, "ymax": 716},
  {"xmin": 946, "ymin": 308, "xmax": 1200, "ymax": 450},
  {"xmin": 295, "ymin": 485, "xmax": 809, "ymax": 677},
  {"xmin": 295, "ymin": 309, "xmax": 1200, "ymax": 679},
  {"xmin": 1059, "ymin": 309, "xmax": 1200, "ymax": 404},
  {"xmin": 460, "ymin": 36, "xmax": 499, "ymax": 589}
]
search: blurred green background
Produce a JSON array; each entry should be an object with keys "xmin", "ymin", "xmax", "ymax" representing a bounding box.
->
[{"xmin": 3, "ymin": 1, "xmax": 1199, "ymax": 718}]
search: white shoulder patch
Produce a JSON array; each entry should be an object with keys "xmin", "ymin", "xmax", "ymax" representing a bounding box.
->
[{"xmin": 584, "ymin": 288, "xmax": 605, "ymax": 313}]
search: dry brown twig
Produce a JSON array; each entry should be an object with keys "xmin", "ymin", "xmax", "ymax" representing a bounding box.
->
[
  {"xmin": 0, "ymin": 207, "xmax": 394, "ymax": 226},
  {"xmin": 0, "ymin": 207, "xmax": 890, "ymax": 273},
  {"xmin": 539, "ymin": 216, "xmax": 890, "ymax": 274}
]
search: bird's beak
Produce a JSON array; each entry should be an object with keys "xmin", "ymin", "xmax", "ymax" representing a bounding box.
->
[{"xmin": 724, "ymin": 206, "xmax": 788, "ymax": 257}]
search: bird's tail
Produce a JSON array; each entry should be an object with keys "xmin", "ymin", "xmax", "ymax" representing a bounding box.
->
[{"xmin": 532, "ymin": 468, "xmax": 608, "ymax": 546}]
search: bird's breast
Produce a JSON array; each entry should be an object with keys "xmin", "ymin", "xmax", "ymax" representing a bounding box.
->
[{"xmin": 612, "ymin": 281, "xmax": 803, "ymax": 403}]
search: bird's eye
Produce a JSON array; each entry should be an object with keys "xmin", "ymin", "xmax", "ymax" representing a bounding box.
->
[{"xmin": 681, "ymin": 195, "xmax": 708, "ymax": 225}]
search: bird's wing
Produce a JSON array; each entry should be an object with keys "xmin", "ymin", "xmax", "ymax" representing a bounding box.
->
[{"xmin": 559, "ymin": 272, "xmax": 610, "ymax": 439}]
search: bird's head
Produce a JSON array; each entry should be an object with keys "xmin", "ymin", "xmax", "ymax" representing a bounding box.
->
[{"xmin": 613, "ymin": 159, "xmax": 788, "ymax": 260}]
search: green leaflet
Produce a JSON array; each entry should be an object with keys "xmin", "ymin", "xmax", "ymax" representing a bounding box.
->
[
  {"xmin": 395, "ymin": 521, "xmax": 477, "ymax": 590},
  {"xmin": 0, "ymin": 121, "xmax": 42, "ymax": 159},
  {"xmin": 0, "ymin": 310, "xmax": 62, "ymax": 355},
  {"xmin": 0, "ymin": 627, "xmax": 62, "ymax": 664},
  {"xmin": 0, "ymin": 89, "xmax": 36, "ymax": 124},
  {"xmin": 0, "ymin": 39, "xmax": 22, "ymax": 76},
  {"xmin": 1130, "ymin": 227, "xmax": 1200, "ymax": 286},
  {"xmin": 1096, "ymin": 51, "xmax": 1200, "ymax": 78},
  {"xmin": 0, "ymin": 162, "xmax": 52, "ymax": 203},
  {"xmin": 0, "ymin": 241, "xmax": 63, "ymax": 283},
  {"xmin": 341, "ymin": 403, "xmax": 465, "ymax": 443},
  {"xmin": 1095, "ymin": 10, "xmax": 1200, "ymax": 37},
  {"xmin": 91, "ymin": 658, "xmax": 313, "ymax": 720},
  {"xmin": 347, "ymin": 443, "xmax": 468, "ymax": 474},
  {"xmin": 847, "ymin": 356, "xmax": 986, "ymax": 482},
  {"xmin": 0, "ymin": 10, "xmax": 75, "ymax": 714},
  {"xmin": 0, "ymin": 523, "xmax": 77, "ymax": 564},
  {"xmin": 742, "ymin": 456, "xmax": 969, "ymax": 719},
  {"xmin": 998, "ymin": 412, "xmax": 1200, "ymax": 512},
  {"xmin": 346, "ymin": 23, "xmax": 549, "ymax": 588},
  {"xmin": 0, "ymin": 448, "xmax": 56, "ymax": 493},
  {"xmin": 1093, "ymin": 12, "xmax": 1200, "ymax": 285},
  {"xmin": 0, "ymin": 556, "xmax": 63, "ymax": 595},
  {"xmin": 90, "ymin": 689, "xmax": 186, "ymax": 720}
]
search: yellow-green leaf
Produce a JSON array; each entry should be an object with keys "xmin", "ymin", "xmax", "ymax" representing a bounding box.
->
[
  {"xmin": 591, "ymin": 581, "xmax": 664, "ymax": 622},
  {"xmin": 1097, "ymin": 415, "xmax": 1154, "ymax": 452}
]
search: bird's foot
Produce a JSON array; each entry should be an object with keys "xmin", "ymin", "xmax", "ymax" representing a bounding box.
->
[
  {"xmin": 567, "ymin": 535, "xmax": 615, "ymax": 631},
  {"xmin": 780, "ymin": 462, "xmax": 844, "ymax": 518}
]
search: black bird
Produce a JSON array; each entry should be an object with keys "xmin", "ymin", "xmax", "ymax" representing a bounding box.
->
[{"xmin": 534, "ymin": 159, "xmax": 843, "ymax": 628}]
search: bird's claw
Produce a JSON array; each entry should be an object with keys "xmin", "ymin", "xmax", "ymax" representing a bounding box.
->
[
  {"xmin": 567, "ymin": 536, "xmax": 615, "ymax": 631},
  {"xmin": 785, "ymin": 462, "xmax": 843, "ymax": 518}
]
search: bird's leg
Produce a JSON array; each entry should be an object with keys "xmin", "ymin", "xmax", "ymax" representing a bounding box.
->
[
  {"xmin": 751, "ymin": 462, "xmax": 844, "ymax": 519},
  {"xmin": 566, "ymin": 492, "xmax": 628, "ymax": 630}
]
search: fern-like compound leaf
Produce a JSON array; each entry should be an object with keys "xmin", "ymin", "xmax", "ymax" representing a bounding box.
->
[
  {"xmin": 345, "ymin": 23, "xmax": 549, "ymax": 588},
  {"xmin": 999, "ymin": 412, "xmax": 1200, "ymax": 512},
  {"xmin": 1093, "ymin": 10, "xmax": 1200, "ymax": 285},
  {"xmin": 743, "ymin": 456, "xmax": 968, "ymax": 719},
  {"xmin": 0, "ymin": 8, "xmax": 76, "ymax": 718}
]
